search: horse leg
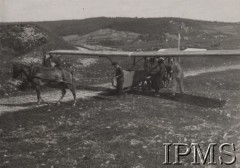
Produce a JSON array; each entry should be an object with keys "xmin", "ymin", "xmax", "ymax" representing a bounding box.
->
[
  {"xmin": 67, "ymin": 84, "xmax": 76, "ymax": 106},
  {"xmin": 35, "ymin": 85, "xmax": 46, "ymax": 105},
  {"xmin": 36, "ymin": 86, "xmax": 42, "ymax": 105},
  {"xmin": 58, "ymin": 85, "xmax": 66, "ymax": 105}
]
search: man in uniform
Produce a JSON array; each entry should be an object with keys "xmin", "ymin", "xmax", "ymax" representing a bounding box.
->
[
  {"xmin": 42, "ymin": 54, "xmax": 53, "ymax": 67},
  {"xmin": 112, "ymin": 62, "xmax": 125, "ymax": 96},
  {"xmin": 148, "ymin": 58, "xmax": 160, "ymax": 93},
  {"xmin": 142, "ymin": 58, "xmax": 151, "ymax": 91},
  {"xmin": 169, "ymin": 57, "xmax": 184, "ymax": 96},
  {"xmin": 156, "ymin": 57, "xmax": 167, "ymax": 92}
]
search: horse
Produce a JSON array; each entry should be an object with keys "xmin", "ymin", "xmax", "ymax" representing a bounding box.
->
[{"xmin": 12, "ymin": 63, "xmax": 77, "ymax": 106}]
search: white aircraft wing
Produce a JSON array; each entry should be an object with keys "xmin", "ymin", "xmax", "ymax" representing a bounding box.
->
[{"xmin": 49, "ymin": 49, "xmax": 240, "ymax": 57}]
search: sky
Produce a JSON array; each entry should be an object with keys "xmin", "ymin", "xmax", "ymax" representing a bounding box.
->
[{"xmin": 1, "ymin": 0, "xmax": 240, "ymax": 22}]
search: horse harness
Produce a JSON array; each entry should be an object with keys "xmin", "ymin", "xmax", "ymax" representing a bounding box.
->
[{"xmin": 26, "ymin": 66, "xmax": 68, "ymax": 84}]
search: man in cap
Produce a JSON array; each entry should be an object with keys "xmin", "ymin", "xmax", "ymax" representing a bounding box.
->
[
  {"xmin": 169, "ymin": 57, "xmax": 184, "ymax": 96},
  {"xmin": 112, "ymin": 62, "xmax": 125, "ymax": 96}
]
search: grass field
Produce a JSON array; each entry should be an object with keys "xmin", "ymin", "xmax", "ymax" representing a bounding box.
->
[
  {"xmin": 0, "ymin": 68, "xmax": 240, "ymax": 168},
  {"xmin": 1, "ymin": 19, "xmax": 240, "ymax": 167}
]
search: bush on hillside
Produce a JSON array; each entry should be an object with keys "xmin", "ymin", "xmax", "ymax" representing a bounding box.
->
[{"xmin": 0, "ymin": 24, "xmax": 47, "ymax": 54}]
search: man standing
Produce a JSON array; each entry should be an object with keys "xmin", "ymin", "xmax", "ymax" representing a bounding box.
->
[
  {"xmin": 157, "ymin": 57, "xmax": 167, "ymax": 92},
  {"xmin": 170, "ymin": 57, "xmax": 184, "ymax": 96},
  {"xmin": 112, "ymin": 62, "xmax": 125, "ymax": 96},
  {"xmin": 148, "ymin": 58, "xmax": 159, "ymax": 92}
]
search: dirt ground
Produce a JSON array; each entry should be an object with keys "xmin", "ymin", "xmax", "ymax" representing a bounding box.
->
[
  {"xmin": 0, "ymin": 68, "xmax": 240, "ymax": 167},
  {"xmin": 1, "ymin": 63, "xmax": 240, "ymax": 114}
]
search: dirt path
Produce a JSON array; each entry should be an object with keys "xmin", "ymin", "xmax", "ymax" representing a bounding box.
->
[
  {"xmin": 0, "ymin": 90, "xmax": 100, "ymax": 115},
  {"xmin": 1, "ymin": 64, "xmax": 240, "ymax": 115}
]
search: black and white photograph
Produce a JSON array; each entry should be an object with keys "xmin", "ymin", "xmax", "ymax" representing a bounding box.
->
[{"xmin": 0, "ymin": 0, "xmax": 240, "ymax": 167}]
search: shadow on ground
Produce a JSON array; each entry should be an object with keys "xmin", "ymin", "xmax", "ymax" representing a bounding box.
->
[
  {"xmin": 119, "ymin": 90, "xmax": 225, "ymax": 108},
  {"xmin": 160, "ymin": 93, "xmax": 225, "ymax": 108},
  {"xmin": 0, "ymin": 100, "xmax": 80, "ymax": 108},
  {"xmin": 0, "ymin": 102, "xmax": 39, "ymax": 107},
  {"xmin": 0, "ymin": 88, "xmax": 226, "ymax": 109}
]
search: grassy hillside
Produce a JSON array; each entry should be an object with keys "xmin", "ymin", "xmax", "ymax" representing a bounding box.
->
[
  {"xmin": 1, "ymin": 17, "xmax": 238, "ymax": 51},
  {"xmin": 36, "ymin": 17, "xmax": 213, "ymax": 36},
  {"xmin": 36, "ymin": 17, "xmax": 240, "ymax": 50},
  {"xmin": 36, "ymin": 17, "xmax": 113, "ymax": 36},
  {"xmin": 0, "ymin": 24, "xmax": 75, "ymax": 56}
]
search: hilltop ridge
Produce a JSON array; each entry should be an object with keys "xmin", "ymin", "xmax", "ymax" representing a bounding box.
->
[{"xmin": 33, "ymin": 17, "xmax": 240, "ymax": 50}]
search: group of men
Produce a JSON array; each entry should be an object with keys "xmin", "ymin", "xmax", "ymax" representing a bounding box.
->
[
  {"xmin": 43, "ymin": 53, "xmax": 184, "ymax": 97},
  {"xmin": 112, "ymin": 57, "xmax": 184, "ymax": 97},
  {"xmin": 42, "ymin": 54, "xmax": 63, "ymax": 68}
]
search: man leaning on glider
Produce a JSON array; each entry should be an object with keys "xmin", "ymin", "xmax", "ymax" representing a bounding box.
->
[{"xmin": 112, "ymin": 62, "xmax": 126, "ymax": 97}]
